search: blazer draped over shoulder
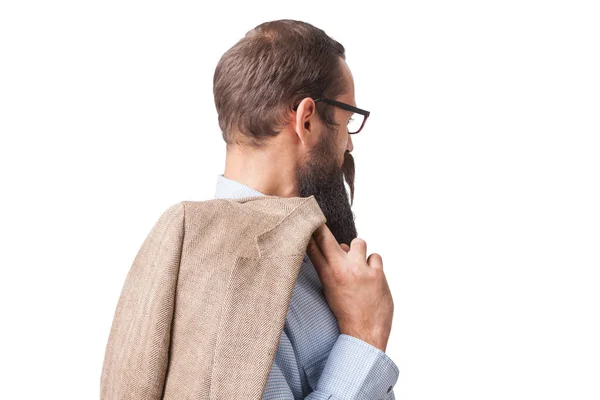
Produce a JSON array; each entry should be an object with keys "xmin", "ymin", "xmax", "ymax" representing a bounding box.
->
[{"xmin": 100, "ymin": 195, "xmax": 326, "ymax": 399}]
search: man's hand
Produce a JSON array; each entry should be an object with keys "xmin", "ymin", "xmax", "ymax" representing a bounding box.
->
[{"xmin": 307, "ymin": 223, "xmax": 394, "ymax": 352}]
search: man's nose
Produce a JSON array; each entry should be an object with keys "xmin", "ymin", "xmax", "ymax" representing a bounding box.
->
[{"xmin": 346, "ymin": 134, "xmax": 354, "ymax": 152}]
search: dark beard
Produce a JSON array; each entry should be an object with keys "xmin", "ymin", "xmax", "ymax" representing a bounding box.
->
[{"xmin": 296, "ymin": 127, "xmax": 357, "ymax": 246}]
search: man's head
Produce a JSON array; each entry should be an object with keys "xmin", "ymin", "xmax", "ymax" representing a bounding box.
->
[{"xmin": 213, "ymin": 19, "xmax": 360, "ymax": 246}]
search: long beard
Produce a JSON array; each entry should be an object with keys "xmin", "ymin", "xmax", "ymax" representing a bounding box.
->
[{"xmin": 296, "ymin": 128, "xmax": 357, "ymax": 246}]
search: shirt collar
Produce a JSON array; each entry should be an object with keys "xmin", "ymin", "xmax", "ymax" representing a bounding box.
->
[{"xmin": 214, "ymin": 174, "xmax": 266, "ymax": 199}]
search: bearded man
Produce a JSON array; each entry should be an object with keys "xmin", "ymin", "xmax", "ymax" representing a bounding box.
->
[{"xmin": 212, "ymin": 19, "xmax": 399, "ymax": 400}]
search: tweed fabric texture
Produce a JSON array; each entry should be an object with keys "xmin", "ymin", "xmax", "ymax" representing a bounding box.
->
[{"xmin": 101, "ymin": 195, "xmax": 326, "ymax": 399}]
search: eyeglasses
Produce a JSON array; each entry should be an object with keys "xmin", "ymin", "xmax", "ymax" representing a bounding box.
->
[{"xmin": 292, "ymin": 98, "xmax": 370, "ymax": 134}]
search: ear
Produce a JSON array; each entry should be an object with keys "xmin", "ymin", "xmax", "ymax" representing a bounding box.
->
[{"xmin": 294, "ymin": 97, "xmax": 318, "ymax": 147}]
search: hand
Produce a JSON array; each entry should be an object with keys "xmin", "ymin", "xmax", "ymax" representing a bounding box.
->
[{"xmin": 307, "ymin": 223, "xmax": 394, "ymax": 352}]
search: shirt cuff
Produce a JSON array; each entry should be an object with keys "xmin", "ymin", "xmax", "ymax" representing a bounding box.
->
[{"xmin": 315, "ymin": 333, "xmax": 399, "ymax": 400}]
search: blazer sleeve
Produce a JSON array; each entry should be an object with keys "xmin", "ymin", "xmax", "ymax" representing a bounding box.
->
[{"xmin": 100, "ymin": 201, "xmax": 185, "ymax": 400}]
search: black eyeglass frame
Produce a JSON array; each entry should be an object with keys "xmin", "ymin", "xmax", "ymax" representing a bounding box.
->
[{"xmin": 292, "ymin": 98, "xmax": 370, "ymax": 134}]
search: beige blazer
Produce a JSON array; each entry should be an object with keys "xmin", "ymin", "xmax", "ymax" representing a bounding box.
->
[{"xmin": 100, "ymin": 195, "xmax": 326, "ymax": 399}]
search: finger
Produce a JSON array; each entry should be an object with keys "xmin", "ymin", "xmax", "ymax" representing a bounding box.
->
[
  {"xmin": 350, "ymin": 237, "xmax": 367, "ymax": 261},
  {"xmin": 367, "ymin": 252, "xmax": 383, "ymax": 270},
  {"xmin": 312, "ymin": 223, "xmax": 344, "ymax": 259},
  {"xmin": 306, "ymin": 236, "xmax": 326, "ymax": 270},
  {"xmin": 340, "ymin": 243, "xmax": 350, "ymax": 252}
]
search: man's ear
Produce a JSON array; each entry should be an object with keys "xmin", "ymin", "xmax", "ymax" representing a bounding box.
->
[{"xmin": 294, "ymin": 97, "xmax": 317, "ymax": 147}]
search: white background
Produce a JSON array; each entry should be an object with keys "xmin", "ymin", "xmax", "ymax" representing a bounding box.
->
[{"xmin": 1, "ymin": 1, "xmax": 599, "ymax": 398}]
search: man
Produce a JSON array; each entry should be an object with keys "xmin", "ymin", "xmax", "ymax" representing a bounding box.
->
[{"xmin": 213, "ymin": 19, "xmax": 399, "ymax": 399}]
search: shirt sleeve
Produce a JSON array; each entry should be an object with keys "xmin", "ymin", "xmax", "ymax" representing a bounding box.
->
[
  {"xmin": 313, "ymin": 334, "xmax": 399, "ymax": 400},
  {"xmin": 262, "ymin": 334, "xmax": 399, "ymax": 400}
]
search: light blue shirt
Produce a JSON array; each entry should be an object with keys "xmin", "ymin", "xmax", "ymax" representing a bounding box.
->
[{"xmin": 214, "ymin": 174, "xmax": 399, "ymax": 400}]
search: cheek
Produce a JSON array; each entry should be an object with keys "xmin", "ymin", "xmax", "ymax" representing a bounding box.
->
[
  {"xmin": 335, "ymin": 130, "xmax": 344, "ymax": 148},
  {"xmin": 338, "ymin": 137, "xmax": 348, "ymax": 165}
]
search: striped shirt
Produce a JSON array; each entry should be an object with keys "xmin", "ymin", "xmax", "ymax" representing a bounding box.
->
[{"xmin": 214, "ymin": 174, "xmax": 399, "ymax": 400}]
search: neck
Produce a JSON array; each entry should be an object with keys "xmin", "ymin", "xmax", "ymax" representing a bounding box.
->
[{"xmin": 223, "ymin": 142, "xmax": 299, "ymax": 197}]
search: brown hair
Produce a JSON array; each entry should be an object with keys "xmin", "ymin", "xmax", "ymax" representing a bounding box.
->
[{"xmin": 213, "ymin": 19, "xmax": 347, "ymax": 148}]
